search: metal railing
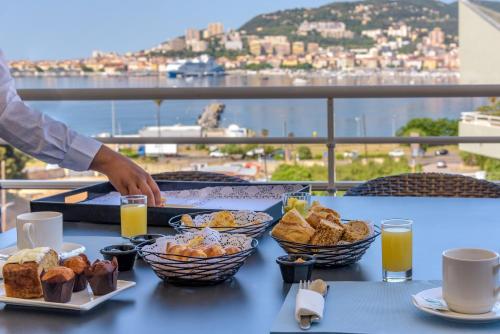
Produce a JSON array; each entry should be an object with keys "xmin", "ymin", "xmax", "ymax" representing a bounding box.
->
[{"xmin": 4, "ymin": 84, "xmax": 500, "ymax": 192}]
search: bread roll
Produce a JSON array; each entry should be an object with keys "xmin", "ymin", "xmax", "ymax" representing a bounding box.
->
[
  {"xmin": 271, "ymin": 209, "xmax": 315, "ymax": 244},
  {"xmin": 343, "ymin": 220, "xmax": 370, "ymax": 242},
  {"xmin": 310, "ymin": 219, "xmax": 344, "ymax": 246}
]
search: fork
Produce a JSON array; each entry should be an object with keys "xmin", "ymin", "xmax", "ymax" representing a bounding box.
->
[{"xmin": 298, "ymin": 280, "xmax": 320, "ymax": 330}]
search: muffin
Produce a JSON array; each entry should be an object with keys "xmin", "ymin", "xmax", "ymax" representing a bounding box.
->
[
  {"xmin": 62, "ymin": 254, "xmax": 90, "ymax": 292},
  {"xmin": 85, "ymin": 258, "xmax": 118, "ymax": 296},
  {"xmin": 41, "ymin": 266, "xmax": 75, "ymax": 303}
]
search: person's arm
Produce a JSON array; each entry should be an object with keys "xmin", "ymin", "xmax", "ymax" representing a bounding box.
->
[
  {"xmin": 90, "ymin": 145, "xmax": 161, "ymax": 206},
  {"xmin": 0, "ymin": 50, "xmax": 161, "ymax": 205}
]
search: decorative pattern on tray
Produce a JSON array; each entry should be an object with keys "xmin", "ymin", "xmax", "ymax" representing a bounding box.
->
[
  {"xmin": 138, "ymin": 228, "xmax": 257, "ymax": 285},
  {"xmin": 169, "ymin": 210, "xmax": 274, "ymax": 238},
  {"xmin": 84, "ymin": 184, "xmax": 305, "ymax": 211}
]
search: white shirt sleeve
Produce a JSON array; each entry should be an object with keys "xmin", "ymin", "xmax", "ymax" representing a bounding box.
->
[{"xmin": 0, "ymin": 50, "xmax": 102, "ymax": 171}]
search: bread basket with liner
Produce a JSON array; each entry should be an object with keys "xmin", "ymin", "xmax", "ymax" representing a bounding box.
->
[
  {"xmin": 138, "ymin": 229, "xmax": 257, "ymax": 286},
  {"xmin": 168, "ymin": 210, "xmax": 274, "ymax": 238},
  {"xmin": 271, "ymin": 220, "xmax": 380, "ymax": 268}
]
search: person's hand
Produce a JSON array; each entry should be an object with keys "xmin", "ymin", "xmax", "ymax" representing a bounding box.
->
[{"xmin": 90, "ymin": 145, "xmax": 161, "ymax": 206}]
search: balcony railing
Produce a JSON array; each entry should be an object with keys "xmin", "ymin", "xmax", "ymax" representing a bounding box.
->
[{"xmin": 0, "ymin": 84, "xmax": 498, "ymax": 192}]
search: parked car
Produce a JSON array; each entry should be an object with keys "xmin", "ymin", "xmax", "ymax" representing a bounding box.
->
[
  {"xmin": 389, "ymin": 149, "xmax": 405, "ymax": 158},
  {"xmin": 343, "ymin": 151, "xmax": 359, "ymax": 159},
  {"xmin": 209, "ymin": 150, "xmax": 227, "ymax": 158},
  {"xmin": 434, "ymin": 149, "xmax": 449, "ymax": 156},
  {"xmin": 436, "ymin": 161, "xmax": 447, "ymax": 169}
]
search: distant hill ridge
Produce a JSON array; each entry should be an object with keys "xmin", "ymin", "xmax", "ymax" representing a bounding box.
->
[
  {"xmin": 238, "ymin": 0, "xmax": 500, "ymax": 39},
  {"xmin": 239, "ymin": 0, "xmax": 459, "ymax": 37}
]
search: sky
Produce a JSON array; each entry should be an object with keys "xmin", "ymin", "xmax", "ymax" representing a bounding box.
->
[{"xmin": 0, "ymin": 0, "xmax": 457, "ymax": 60}]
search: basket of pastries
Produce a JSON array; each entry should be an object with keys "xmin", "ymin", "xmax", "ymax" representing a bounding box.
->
[
  {"xmin": 169, "ymin": 210, "xmax": 274, "ymax": 238},
  {"xmin": 271, "ymin": 202, "xmax": 380, "ymax": 267},
  {"xmin": 138, "ymin": 228, "xmax": 258, "ymax": 285}
]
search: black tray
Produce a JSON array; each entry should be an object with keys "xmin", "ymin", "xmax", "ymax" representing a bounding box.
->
[{"xmin": 30, "ymin": 181, "xmax": 310, "ymax": 227}]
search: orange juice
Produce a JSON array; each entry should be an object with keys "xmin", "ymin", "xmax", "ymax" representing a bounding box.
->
[
  {"xmin": 382, "ymin": 227, "xmax": 412, "ymax": 272},
  {"xmin": 120, "ymin": 204, "xmax": 147, "ymax": 237}
]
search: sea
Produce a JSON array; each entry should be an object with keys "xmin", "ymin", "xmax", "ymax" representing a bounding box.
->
[{"xmin": 14, "ymin": 73, "xmax": 488, "ymax": 138}]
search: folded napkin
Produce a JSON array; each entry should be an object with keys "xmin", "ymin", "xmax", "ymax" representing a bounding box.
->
[
  {"xmin": 295, "ymin": 289, "xmax": 325, "ymax": 322},
  {"xmin": 412, "ymin": 294, "xmax": 449, "ymax": 311}
]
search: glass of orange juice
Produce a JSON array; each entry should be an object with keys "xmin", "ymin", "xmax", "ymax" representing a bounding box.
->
[
  {"xmin": 120, "ymin": 195, "xmax": 147, "ymax": 238},
  {"xmin": 381, "ymin": 219, "xmax": 413, "ymax": 282}
]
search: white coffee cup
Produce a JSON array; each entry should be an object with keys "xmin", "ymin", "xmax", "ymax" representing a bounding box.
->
[
  {"xmin": 16, "ymin": 212, "xmax": 63, "ymax": 252},
  {"xmin": 443, "ymin": 248, "xmax": 500, "ymax": 314}
]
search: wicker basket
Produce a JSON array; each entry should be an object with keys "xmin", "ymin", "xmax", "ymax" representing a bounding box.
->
[
  {"xmin": 138, "ymin": 238, "xmax": 258, "ymax": 286},
  {"xmin": 271, "ymin": 225, "xmax": 380, "ymax": 268},
  {"xmin": 168, "ymin": 211, "xmax": 275, "ymax": 239}
]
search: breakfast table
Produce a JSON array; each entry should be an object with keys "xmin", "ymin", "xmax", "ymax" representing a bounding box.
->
[{"xmin": 1, "ymin": 196, "xmax": 500, "ymax": 334}]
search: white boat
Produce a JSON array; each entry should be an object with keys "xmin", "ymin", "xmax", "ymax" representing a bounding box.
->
[
  {"xmin": 292, "ymin": 78, "xmax": 308, "ymax": 86},
  {"xmin": 167, "ymin": 55, "xmax": 224, "ymax": 78}
]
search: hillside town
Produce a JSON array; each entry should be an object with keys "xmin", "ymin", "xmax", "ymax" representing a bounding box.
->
[{"xmin": 9, "ymin": 2, "xmax": 460, "ymax": 77}]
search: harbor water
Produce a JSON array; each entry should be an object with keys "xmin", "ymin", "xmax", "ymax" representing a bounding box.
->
[{"xmin": 14, "ymin": 73, "xmax": 487, "ymax": 138}]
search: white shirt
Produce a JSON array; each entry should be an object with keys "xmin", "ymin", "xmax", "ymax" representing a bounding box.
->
[{"xmin": 0, "ymin": 50, "xmax": 102, "ymax": 171}]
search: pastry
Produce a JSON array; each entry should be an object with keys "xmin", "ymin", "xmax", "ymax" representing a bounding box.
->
[
  {"xmin": 271, "ymin": 209, "xmax": 315, "ymax": 244},
  {"xmin": 306, "ymin": 210, "xmax": 342, "ymax": 229},
  {"xmin": 224, "ymin": 246, "xmax": 241, "ymax": 255},
  {"xmin": 165, "ymin": 244, "xmax": 188, "ymax": 261},
  {"xmin": 166, "ymin": 243, "xmax": 208, "ymax": 261},
  {"xmin": 310, "ymin": 219, "xmax": 344, "ymax": 246},
  {"xmin": 209, "ymin": 211, "xmax": 237, "ymax": 228},
  {"xmin": 2, "ymin": 247, "xmax": 59, "ymax": 299},
  {"xmin": 187, "ymin": 235, "xmax": 204, "ymax": 248},
  {"xmin": 202, "ymin": 245, "xmax": 226, "ymax": 257},
  {"xmin": 310, "ymin": 203, "xmax": 340, "ymax": 218},
  {"xmin": 343, "ymin": 220, "xmax": 371, "ymax": 242},
  {"xmin": 181, "ymin": 214, "xmax": 194, "ymax": 227},
  {"xmin": 85, "ymin": 258, "xmax": 118, "ymax": 296},
  {"xmin": 41, "ymin": 266, "xmax": 75, "ymax": 303},
  {"xmin": 309, "ymin": 279, "xmax": 328, "ymax": 296},
  {"xmin": 62, "ymin": 254, "xmax": 90, "ymax": 292}
]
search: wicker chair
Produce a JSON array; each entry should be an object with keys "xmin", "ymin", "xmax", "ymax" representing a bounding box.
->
[
  {"xmin": 152, "ymin": 171, "xmax": 248, "ymax": 183},
  {"xmin": 344, "ymin": 173, "xmax": 500, "ymax": 198}
]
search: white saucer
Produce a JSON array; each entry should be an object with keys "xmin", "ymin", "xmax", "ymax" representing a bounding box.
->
[{"xmin": 412, "ymin": 287, "xmax": 500, "ymax": 323}]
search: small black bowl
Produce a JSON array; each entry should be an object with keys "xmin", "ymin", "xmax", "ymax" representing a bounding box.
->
[
  {"xmin": 129, "ymin": 234, "xmax": 164, "ymax": 246},
  {"xmin": 100, "ymin": 244, "xmax": 137, "ymax": 272},
  {"xmin": 276, "ymin": 254, "xmax": 316, "ymax": 284}
]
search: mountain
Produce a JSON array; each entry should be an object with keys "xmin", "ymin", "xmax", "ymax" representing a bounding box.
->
[{"xmin": 239, "ymin": 0, "xmax": 459, "ymax": 37}]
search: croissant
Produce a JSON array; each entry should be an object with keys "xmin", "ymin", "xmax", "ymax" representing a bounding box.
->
[
  {"xmin": 202, "ymin": 245, "xmax": 226, "ymax": 257},
  {"xmin": 165, "ymin": 244, "xmax": 188, "ymax": 261},
  {"xmin": 181, "ymin": 214, "xmax": 194, "ymax": 227},
  {"xmin": 224, "ymin": 246, "xmax": 241, "ymax": 255},
  {"xmin": 166, "ymin": 244, "xmax": 208, "ymax": 261}
]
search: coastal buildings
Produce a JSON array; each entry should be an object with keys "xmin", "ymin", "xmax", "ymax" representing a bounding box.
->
[
  {"xmin": 8, "ymin": 4, "xmax": 461, "ymax": 77},
  {"xmin": 207, "ymin": 22, "xmax": 224, "ymax": 37},
  {"xmin": 459, "ymin": 0, "xmax": 500, "ymax": 84},
  {"xmin": 297, "ymin": 21, "xmax": 354, "ymax": 39}
]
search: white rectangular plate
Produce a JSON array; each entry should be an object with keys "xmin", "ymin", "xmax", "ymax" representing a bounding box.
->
[{"xmin": 0, "ymin": 280, "xmax": 135, "ymax": 311}]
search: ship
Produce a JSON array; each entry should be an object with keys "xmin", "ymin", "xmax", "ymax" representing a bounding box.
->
[{"xmin": 167, "ymin": 55, "xmax": 225, "ymax": 78}]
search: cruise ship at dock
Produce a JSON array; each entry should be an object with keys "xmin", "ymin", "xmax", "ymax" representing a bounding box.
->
[{"xmin": 166, "ymin": 55, "xmax": 225, "ymax": 78}]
